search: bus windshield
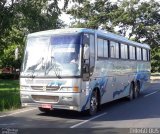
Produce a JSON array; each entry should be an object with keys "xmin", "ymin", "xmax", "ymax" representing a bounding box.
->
[{"xmin": 21, "ymin": 33, "xmax": 82, "ymax": 77}]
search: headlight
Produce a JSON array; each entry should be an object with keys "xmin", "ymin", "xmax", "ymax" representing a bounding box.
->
[
  {"xmin": 60, "ymin": 86, "xmax": 79, "ymax": 92},
  {"xmin": 20, "ymin": 85, "xmax": 30, "ymax": 90}
]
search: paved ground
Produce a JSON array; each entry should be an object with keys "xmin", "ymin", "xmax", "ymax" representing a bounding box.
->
[{"xmin": 0, "ymin": 80, "xmax": 160, "ymax": 133}]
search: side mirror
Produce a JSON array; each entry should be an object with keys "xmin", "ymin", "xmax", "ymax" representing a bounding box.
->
[{"xmin": 83, "ymin": 44, "xmax": 89, "ymax": 60}]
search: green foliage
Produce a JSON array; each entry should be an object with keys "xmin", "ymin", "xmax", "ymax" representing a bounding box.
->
[
  {"xmin": 0, "ymin": 91, "xmax": 20, "ymax": 111},
  {"xmin": 15, "ymin": 0, "xmax": 63, "ymax": 33},
  {"xmin": 0, "ymin": 26, "xmax": 24, "ymax": 69},
  {"xmin": 0, "ymin": 0, "xmax": 16, "ymax": 53},
  {"xmin": 0, "ymin": 0, "xmax": 66, "ymax": 70},
  {"xmin": 0, "ymin": 80, "xmax": 20, "ymax": 111},
  {"xmin": 0, "ymin": 80, "xmax": 19, "ymax": 91},
  {"xmin": 151, "ymin": 47, "xmax": 160, "ymax": 72},
  {"xmin": 67, "ymin": 0, "xmax": 118, "ymax": 31},
  {"xmin": 0, "ymin": 73, "xmax": 19, "ymax": 79},
  {"xmin": 113, "ymin": 0, "xmax": 160, "ymax": 43}
]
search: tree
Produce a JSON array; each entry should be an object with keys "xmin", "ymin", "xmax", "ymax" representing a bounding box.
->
[
  {"xmin": 0, "ymin": 0, "xmax": 65, "ymax": 70},
  {"xmin": 67, "ymin": 0, "xmax": 118, "ymax": 31},
  {"xmin": 15, "ymin": 0, "xmax": 64, "ymax": 33},
  {"xmin": 0, "ymin": 0, "xmax": 17, "ymax": 53},
  {"xmin": 111, "ymin": 0, "xmax": 160, "ymax": 44}
]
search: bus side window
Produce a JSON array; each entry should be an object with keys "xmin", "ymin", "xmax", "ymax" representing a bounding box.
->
[
  {"xmin": 136, "ymin": 47, "xmax": 142, "ymax": 60},
  {"xmin": 129, "ymin": 46, "xmax": 136, "ymax": 60},
  {"xmin": 121, "ymin": 44, "xmax": 128, "ymax": 59},
  {"xmin": 97, "ymin": 38, "xmax": 103, "ymax": 58},
  {"xmin": 142, "ymin": 49, "xmax": 147, "ymax": 61},
  {"xmin": 110, "ymin": 41, "xmax": 119, "ymax": 59}
]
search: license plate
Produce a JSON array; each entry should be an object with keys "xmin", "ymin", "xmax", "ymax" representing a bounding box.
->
[{"xmin": 40, "ymin": 104, "xmax": 52, "ymax": 109}]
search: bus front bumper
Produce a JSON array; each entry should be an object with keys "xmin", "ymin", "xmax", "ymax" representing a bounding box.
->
[{"xmin": 20, "ymin": 91, "xmax": 81, "ymax": 111}]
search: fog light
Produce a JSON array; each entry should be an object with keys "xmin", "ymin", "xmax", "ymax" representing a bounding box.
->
[
  {"xmin": 22, "ymin": 103, "xmax": 28, "ymax": 106},
  {"xmin": 20, "ymin": 86, "xmax": 30, "ymax": 90},
  {"xmin": 21, "ymin": 94, "xmax": 29, "ymax": 99},
  {"xmin": 62, "ymin": 96, "xmax": 73, "ymax": 101},
  {"xmin": 69, "ymin": 106, "xmax": 74, "ymax": 110}
]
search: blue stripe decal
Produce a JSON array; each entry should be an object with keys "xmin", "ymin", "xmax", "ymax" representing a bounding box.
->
[
  {"xmin": 81, "ymin": 77, "xmax": 108, "ymax": 111},
  {"xmin": 113, "ymin": 83, "xmax": 129, "ymax": 98},
  {"xmin": 81, "ymin": 91, "xmax": 92, "ymax": 111}
]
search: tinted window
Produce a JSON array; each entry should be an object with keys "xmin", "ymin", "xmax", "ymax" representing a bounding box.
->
[
  {"xmin": 129, "ymin": 46, "xmax": 136, "ymax": 60},
  {"xmin": 136, "ymin": 47, "xmax": 142, "ymax": 60},
  {"xmin": 110, "ymin": 41, "xmax": 119, "ymax": 58},
  {"xmin": 143, "ymin": 49, "xmax": 147, "ymax": 61},
  {"xmin": 97, "ymin": 38, "xmax": 103, "ymax": 57},
  {"xmin": 121, "ymin": 44, "xmax": 128, "ymax": 59},
  {"xmin": 90, "ymin": 34, "xmax": 95, "ymax": 67}
]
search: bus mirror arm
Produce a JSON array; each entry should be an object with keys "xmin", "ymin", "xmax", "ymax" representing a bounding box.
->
[
  {"xmin": 83, "ymin": 64, "xmax": 89, "ymax": 73},
  {"xmin": 82, "ymin": 64, "xmax": 89, "ymax": 81}
]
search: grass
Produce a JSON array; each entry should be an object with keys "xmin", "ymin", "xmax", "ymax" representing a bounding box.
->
[
  {"xmin": 0, "ymin": 79, "xmax": 21, "ymax": 111},
  {"xmin": 0, "ymin": 79, "xmax": 19, "ymax": 91}
]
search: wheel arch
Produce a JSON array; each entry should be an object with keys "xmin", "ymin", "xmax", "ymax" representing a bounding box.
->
[
  {"xmin": 135, "ymin": 80, "xmax": 141, "ymax": 90},
  {"xmin": 93, "ymin": 87, "xmax": 101, "ymax": 110},
  {"xmin": 131, "ymin": 81, "xmax": 135, "ymax": 89}
]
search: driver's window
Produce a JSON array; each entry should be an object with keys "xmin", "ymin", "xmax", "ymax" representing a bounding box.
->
[
  {"xmin": 89, "ymin": 34, "xmax": 95, "ymax": 73},
  {"xmin": 83, "ymin": 33, "xmax": 95, "ymax": 73}
]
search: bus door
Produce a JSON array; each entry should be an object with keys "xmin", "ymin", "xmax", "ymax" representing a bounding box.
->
[{"xmin": 82, "ymin": 33, "xmax": 95, "ymax": 81}]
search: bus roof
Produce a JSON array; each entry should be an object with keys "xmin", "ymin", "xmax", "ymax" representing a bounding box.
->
[{"xmin": 28, "ymin": 28, "xmax": 150, "ymax": 49}]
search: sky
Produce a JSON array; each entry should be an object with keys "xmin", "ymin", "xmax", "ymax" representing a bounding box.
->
[
  {"xmin": 59, "ymin": 12, "xmax": 73, "ymax": 27},
  {"xmin": 58, "ymin": 0, "xmax": 74, "ymax": 27}
]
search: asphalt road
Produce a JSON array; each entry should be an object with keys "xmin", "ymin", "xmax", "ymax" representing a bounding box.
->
[{"xmin": 0, "ymin": 80, "xmax": 160, "ymax": 132}]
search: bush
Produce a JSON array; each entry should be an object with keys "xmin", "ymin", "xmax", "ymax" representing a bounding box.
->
[
  {"xmin": 0, "ymin": 90, "xmax": 21, "ymax": 111},
  {"xmin": 0, "ymin": 73, "xmax": 19, "ymax": 79}
]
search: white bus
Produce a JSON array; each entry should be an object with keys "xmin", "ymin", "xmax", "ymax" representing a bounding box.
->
[{"xmin": 20, "ymin": 28, "xmax": 151, "ymax": 115}]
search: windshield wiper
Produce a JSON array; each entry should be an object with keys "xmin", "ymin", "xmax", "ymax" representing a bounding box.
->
[
  {"xmin": 26, "ymin": 57, "xmax": 45, "ymax": 78},
  {"xmin": 45, "ymin": 57, "xmax": 62, "ymax": 79},
  {"xmin": 52, "ymin": 63, "xmax": 62, "ymax": 79},
  {"xmin": 30, "ymin": 73, "xmax": 35, "ymax": 78}
]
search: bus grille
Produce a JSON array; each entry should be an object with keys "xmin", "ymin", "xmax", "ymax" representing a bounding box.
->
[
  {"xmin": 31, "ymin": 95, "xmax": 59, "ymax": 102},
  {"xmin": 31, "ymin": 86, "xmax": 59, "ymax": 91}
]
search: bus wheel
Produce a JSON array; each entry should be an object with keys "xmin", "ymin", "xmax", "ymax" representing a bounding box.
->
[
  {"xmin": 89, "ymin": 90, "xmax": 98, "ymax": 116},
  {"xmin": 128, "ymin": 83, "xmax": 134, "ymax": 101},
  {"xmin": 134, "ymin": 82, "xmax": 140, "ymax": 99}
]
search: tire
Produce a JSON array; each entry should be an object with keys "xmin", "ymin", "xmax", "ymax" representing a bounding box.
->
[
  {"xmin": 128, "ymin": 83, "xmax": 134, "ymax": 101},
  {"xmin": 134, "ymin": 82, "xmax": 140, "ymax": 99},
  {"xmin": 89, "ymin": 90, "xmax": 98, "ymax": 116}
]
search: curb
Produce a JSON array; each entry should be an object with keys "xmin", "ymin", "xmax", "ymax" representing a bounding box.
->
[{"xmin": 150, "ymin": 76, "xmax": 160, "ymax": 81}]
